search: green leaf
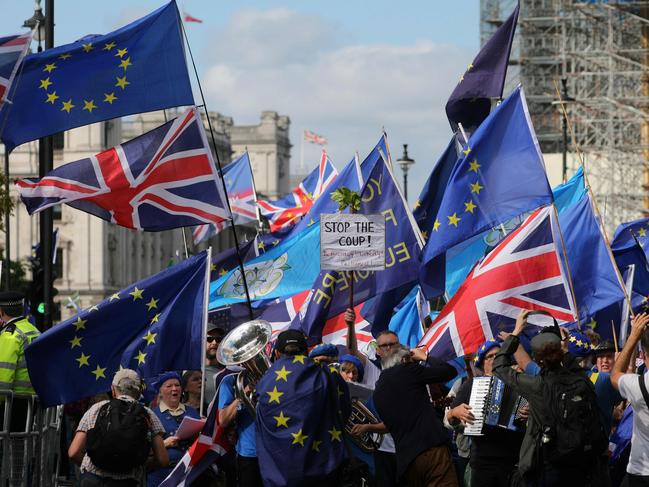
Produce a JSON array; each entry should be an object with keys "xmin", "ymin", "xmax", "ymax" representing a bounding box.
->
[{"xmin": 330, "ymin": 187, "xmax": 361, "ymax": 212}]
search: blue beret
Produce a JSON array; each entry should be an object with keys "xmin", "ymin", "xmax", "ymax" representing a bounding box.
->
[
  {"xmin": 339, "ymin": 354, "xmax": 364, "ymax": 382},
  {"xmin": 567, "ymin": 331, "xmax": 593, "ymax": 358},
  {"xmin": 475, "ymin": 339, "xmax": 502, "ymax": 368},
  {"xmin": 308, "ymin": 343, "xmax": 339, "ymax": 359}
]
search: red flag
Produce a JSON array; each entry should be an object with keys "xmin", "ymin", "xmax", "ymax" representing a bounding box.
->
[{"xmin": 183, "ymin": 12, "xmax": 203, "ymax": 23}]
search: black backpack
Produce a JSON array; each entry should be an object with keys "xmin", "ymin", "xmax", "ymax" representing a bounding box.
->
[
  {"xmin": 540, "ymin": 368, "xmax": 608, "ymax": 466},
  {"xmin": 86, "ymin": 399, "xmax": 152, "ymax": 472}
]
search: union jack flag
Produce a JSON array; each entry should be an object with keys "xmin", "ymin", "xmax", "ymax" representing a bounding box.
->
[
  {"xmin": 16, "ymin": 107, "xmax": 231, "ymax": 231},
  {"xmin": 304, "ymin": 129, "xmax": 327, "ymax": 146},
  {"xmin": 0, "ymin": 31, "xmax": 33, "ymax": 108},
  {"xmin": 258, "ymin": 150, "xmax": 337, "ymax": 232},
  {"xmin": 419, "ymin": 206, "xmax": 576, "ymax": 360}
]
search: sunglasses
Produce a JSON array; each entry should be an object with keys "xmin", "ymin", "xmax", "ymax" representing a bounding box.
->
[{"xmin": 206, "ymin": 335, "xmax": 223, "ymax": 343}]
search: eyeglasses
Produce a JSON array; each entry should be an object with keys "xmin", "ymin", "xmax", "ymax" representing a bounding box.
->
[
  {"xmin": 206, "ymin": 336, "xmax": 223, "ymax": 343},
  {"xmin": 377, "ymin": 342, "xmax": 399, "ymax": 350}
]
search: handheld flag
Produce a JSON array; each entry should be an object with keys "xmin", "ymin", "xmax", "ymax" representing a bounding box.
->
[
  {"xmin": 25, "ymin": 251, "xmax": 210, "ymax": 407},
  {"xmin": 445, "ymin": 2, "xmax": 519, "ymax": 130},
  {"xmin": 0, "ymin": 31, "xmax": 33, "ymax": 109},
  {"xmin": 16, "ymin": 107, "xmax": 231, "ymax": 231},
  {"xmin": 0, "ymin": 1, "xmax": 193, "ymax": 151},
  {"xmin": 420, "ymin": 86, "xmax": 553, "ymax": 299}
]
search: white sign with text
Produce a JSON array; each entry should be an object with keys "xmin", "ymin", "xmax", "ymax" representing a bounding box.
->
[{"xmin": 320, "ymin": 213, "xmax": 386, "ymax": 271}]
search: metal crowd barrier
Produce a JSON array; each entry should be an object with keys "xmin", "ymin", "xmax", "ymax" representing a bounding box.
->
[{"xmin": 0, "ymin": 390, "xmax": 63, "ymax": 487}]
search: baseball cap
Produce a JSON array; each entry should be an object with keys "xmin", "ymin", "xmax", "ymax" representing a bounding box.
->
[
  {"xmin": 275, "ymin": 329, "xmax": 307, "ymax": 354},
  {"xmin": 531, "ymin": 330, "xmax": 561, "ymax": 354}
]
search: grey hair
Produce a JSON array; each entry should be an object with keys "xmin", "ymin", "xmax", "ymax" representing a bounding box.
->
[
  {"xmin": 381, "ymin": 345, "xmax": 410, "ymax": 370},
  {"xmin": 113, "ymin": 378, "xmax": 142, "ymax": 399}
]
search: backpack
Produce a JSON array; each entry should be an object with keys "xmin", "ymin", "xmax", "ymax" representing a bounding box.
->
[
  {"xmin": 540, "ymin": 368, "xmax": 608, "ymax": 466},
  {"xmin": 86, "ymin": 399, "xmax": 152, "ymax": 472}
]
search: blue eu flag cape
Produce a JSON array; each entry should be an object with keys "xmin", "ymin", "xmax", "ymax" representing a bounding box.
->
[
  {"xmin": 25, "ymin": 251, "xmax": 209, "ymax": 407},
  {"xmin": 1, "ymin": 1, "xmax": 193, "ymax": 151},
  {"xmin": 255, "ymin": 356, "xmax": 350, "ymax": 487}
]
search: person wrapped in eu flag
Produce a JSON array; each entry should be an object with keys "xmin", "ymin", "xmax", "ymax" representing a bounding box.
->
[{"xmin": 255, "ymin": 330, "xmax": 351, "ymax": 487}]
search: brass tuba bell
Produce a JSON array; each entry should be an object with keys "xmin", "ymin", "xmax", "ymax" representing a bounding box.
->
[
  {"xmin": 346, "ymin": 398, "xmax": 384, "ymax": 453},
  {"xmin": 216, "ymin": 320, "xmax": 272, "ymax": 416}
]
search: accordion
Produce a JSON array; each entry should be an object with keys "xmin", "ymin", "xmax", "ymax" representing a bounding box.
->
[{"xmin": 464, "ymin": 376, "xmax": 528, "ymax": 436}]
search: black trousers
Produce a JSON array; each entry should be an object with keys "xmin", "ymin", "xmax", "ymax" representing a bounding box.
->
[
  {"xmin": 621, "ymin": 474, "xmax": 649, "ymax": 487},
  {"xmin": 79, "ymin": 472, "xmax": 138, "ymax": 487},
  {"xmin": 374, "ymin": 450, "xmax": 400, "ymax": 487},
  {"xmin": 471, "ymin": 457, "xmax": 516, "ymax": 487},
  {"xmin": 237, "ymin": 455, "xmax": 262, "ymax": 487}
]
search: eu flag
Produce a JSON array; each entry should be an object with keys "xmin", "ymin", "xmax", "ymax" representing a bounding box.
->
[
  {"xmin": 1, "ymin": 1, "xmax": 193, "ymax": 152},
  {"xmin": 25, "ymin": 251, "xmax": 209, "ymax": 407},
  {"xmin": 255, "ymin": 356, "xmax": 350, "ymax": 487},
  {"xmin": 419, "ymin": 86, "xmax": 553, "ymax": 299}
]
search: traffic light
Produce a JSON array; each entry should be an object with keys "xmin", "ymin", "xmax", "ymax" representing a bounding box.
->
[{"xmin": 27, "ymin": 246, "xmax": 60, "ymax": 328}]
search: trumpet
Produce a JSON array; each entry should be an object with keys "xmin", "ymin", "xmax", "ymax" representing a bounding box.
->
[{"xmin": 216, "ymin": 320, "xmax": 272, "ymax": 416}]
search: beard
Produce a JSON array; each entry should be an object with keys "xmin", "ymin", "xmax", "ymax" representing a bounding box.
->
[{"xmin": 206, "ymin": 348, "xmax": 217, "ymax": 361}]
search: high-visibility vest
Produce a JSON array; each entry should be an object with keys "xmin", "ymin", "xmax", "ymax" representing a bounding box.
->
[{"xmin": 0, "ymin": 317, "xmax": 39, "ymax": 395}]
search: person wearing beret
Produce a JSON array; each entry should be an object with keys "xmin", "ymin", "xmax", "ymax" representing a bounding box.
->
[
  {"xmin": 147, "ymin": 371, "xmax": 200, "ymax": 486},
  {"xmin": 308, "ymin": 343, "xmax": 339, "ymax": 364},
  {"xmin": 0, "ymin": 291, "xmax": 41, "ymax": 431}
]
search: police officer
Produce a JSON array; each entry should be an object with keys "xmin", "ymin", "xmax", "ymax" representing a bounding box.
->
[{"xmin": 0, "ymin": 291, "xmax": 41, "ymax": 431}]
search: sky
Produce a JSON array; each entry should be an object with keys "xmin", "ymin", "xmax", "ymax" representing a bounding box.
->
[{"xmin": 1, "ymin": 0, "xmax": 481, "ymax": 203}]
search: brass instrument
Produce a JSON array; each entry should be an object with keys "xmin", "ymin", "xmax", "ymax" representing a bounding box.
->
[
  {"xmin": 346, "ymin": 398, "xmax": 384, "ymax": 453},
  {"xmin": 216, "ymin": 320, "xmax": 272, "ymax": 416}
]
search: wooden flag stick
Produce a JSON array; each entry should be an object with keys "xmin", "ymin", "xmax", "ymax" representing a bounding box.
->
[{"xmin": 611, "ymin": 320, "xmax": 619, "ymax": 354}]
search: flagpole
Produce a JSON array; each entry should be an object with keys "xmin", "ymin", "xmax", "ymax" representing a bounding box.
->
[
  {"xmin": 551, "ymin": 203, "xmax": 581, "ymax": 325},
  {"xmin": 181, "ymin": 228, "xmax": 189, "ymax": 259},
  {"xmin": 553, "ymin": 80, "xmax": 635, "ymax": 318},
  {"xmin": 300, "ymin": 130, "xmax": 305, "ymax": 176},
  {"xmin": 179, "ymin": 12, "xmax": 254, "ymax": 319},
  {"xmin": 199, "ymin": 246, "xmax": 212, "ymax": 417}
]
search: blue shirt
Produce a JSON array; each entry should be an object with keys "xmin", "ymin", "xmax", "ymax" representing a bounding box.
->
[{"xmin": 218, "ymin": 374, "xmax": 256, "ymax": 457}]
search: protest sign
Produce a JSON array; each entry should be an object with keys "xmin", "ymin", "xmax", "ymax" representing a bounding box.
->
[{"xmin": 320, "ymin": 213, "xmax": 385, "ymax": 271}]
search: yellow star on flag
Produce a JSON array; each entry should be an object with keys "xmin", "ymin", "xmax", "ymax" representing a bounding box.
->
[
  {"xmin": 129, "ymin": 287, "xmax": 144, "ymax": 300},
  {"xmin": 76, "ymin": 352, "xmax": 90, "ymax": 367},
  {"xmin": 470, "ymin": 181, "xmax": 484, "ymax": 194},
  {"xmin": 115, "ymin": 76, "xmax": 130, "ymax": 89},
  {"xmin": 69, "ymin": 335, "xmax": 83, "ymax": 349},
  {"xmin": 103, "ymin": 42, "xmax": 116, "ymax": 51},
  {"xmin": 43, "ymin": 63, "xmax": 56, "ymax": 73},
  {"xmin": 116, "ymin": 48, "xmax": 128, "ymax": 58},
  {"xmin": 135, "ymin": 351, "xmax": 147, "ymax": 365},
  {"xmin": 88, "ymin": 305, "xmax": 99, "ymax": 312},
  {"xmin": 45, "ymin": 91, "xmax": 59, "ymax": 104},
  {"xmin": 447, "ymin": 213, "xmax": 461, "ymax": 227},
  {"xmin": 39, "ymin": 78, "xmax": 52, "ymax": 90},
  {"xmin": 587, "ymin": 318, "xmax": 597, "ymax": 329},
  {"xmin": 219, "ymin": 269, "xmax": 227, "ymax": 277},
  {"xmin": 433, "ymin": 219, "xmax": 441, "ymax": 232},
  {"xmin": 307, "ymin": 219, "xmax": 316, "ymax": 227},
  {"xmin": 258, "ymin": 241, "xmax": 266, "ymax": 251},
  {"xmin": 109, "ymin": 293, "xmax": 120, "ymax": 301},
  {"xmin": 462, "ymin": 146, "xmax": 471, "ymax": 156},
  {"xmin": 82, "ymin": 100, "xmax": 97, "ymax": 113},
  {"xmin": 292, "ymin": 355, "xmax": 306, "ymax": 364},
  {"xmin": 414, "ymin": 199, "xmax": 421, "ymax": 210},
  {"xmin": 311, "ymin": 440, "xmax": 322, "ymax": 452},
  {"xmin": 275, "ymin": 366, "xmax": 292, "ymax": 382},
  {"xmin": 639, "ymin": 228, "xmax": 647, "ymax": 237},
  {"xmin": 92, "ymin": 365, "xmax": 107, "ymax": 380},
  {"xmin": 210, "ymin": 263, "xmax": 217, "ymax": 272},
  {"xmin": 119, "ymin": 57, "xmax": 132, "ymax": 70},
  {"xmin": 73, "ymin": 316, "xmax": 87, "ymax": 331},
  {"xmin": 266, "ymin": 386, "xmax": 284, "ymax": 404},
  {"xmin": 421, "ymin": 230, "xmax": 428, "ymax": 240},
  {"xmin": 82, "ymin": 43, "xmax": 93, "ymax": 52},
  {"xmin": 568, "ymin": 335, "xmax": 577, "ymax": 342},
  {"xmin": 61, "ymin": 99, "xmax": 75, "ymax": 113},
  {"xmin": 273, "ymin": 411, "xmax": 290, "ymax": 428},
  {"xmin": 328, "ymin": 426, "xmax": 342, "ymax": 442},
  {"xmin": 469, "ymin": 159, "xmax": 481, "ymax": 173},
  {"xmin": 103, "ymin": 92, "xmax": 117, "ymax": 104},
  {"xmin": 464, "ymin": 200, "xmax": 477, "ymax": 214},
  {"xmin": 151, "ymin": 313, "xmax": 160, "ymax": 324},
  {"xmin": 576, "ymin": 339, "xmax": 583, "ymax": 347},
  {"xmin": 468, "ymin": 63, "xmax": 474, "ymax": 70},
  {"xmin": 58, "ymin": 53, "xmax": 72, "ymax": 60},
  {"xmin": 146, "ymin": 298, "xmax": 158, "ymax": 311},
  {"xmin": 143, "ymin": 330, "xmax": 157, "ymax": 345},
  {"xmin": 291, "ymin": 429, "xmax": 308, "ymax": 446}
]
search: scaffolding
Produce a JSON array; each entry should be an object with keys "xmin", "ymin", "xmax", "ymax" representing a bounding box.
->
[{"xmin": 480, "ymin": 0, "xmax": 649, "ymax": 234}]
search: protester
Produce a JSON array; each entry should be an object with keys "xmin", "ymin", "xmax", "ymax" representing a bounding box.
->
[
  {"xmin": 68, "ymin": 369, "xmax": 168, "ymax": 487},
  {"xmin": 374, "ymin": 345, "xmax": 458, "ymax": 487},
  {"xmin": 611, "ymin": 312, "xmax": 649, "ymax": 486},
  {"xmin": 446, "ymin": 339, "xmax": 525, "ymax": 487},
  {"xmin": 595, "ymin": 340, "xmax": 617, "ymax": 373},
  {"xmin": 255, "ymin": 329, "xmax": 350, "ymax": 487},
  {"xmin": 339, "ymin": 353, "xmax": 365, "ymax": 383},
  {"xmin": 181, "ymin": 370, "xmax": 202, "ymax": 411},
  {"xmin": 493, "ymin": 310, "xmax": 607, "ymax": 486},
  {"xmin": 147, "ymin": 372, "xmax": 200, "ymax": 486}
]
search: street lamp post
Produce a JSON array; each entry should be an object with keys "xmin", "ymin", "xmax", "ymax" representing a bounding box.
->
[{"xmin": 396, "ymin": 144, "xmax": 415, "ymax": 201}]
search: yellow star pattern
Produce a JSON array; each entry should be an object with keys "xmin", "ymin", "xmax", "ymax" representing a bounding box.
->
[
  {"xmin": 462, "ymin": 146, "xmax": 471, "ymax": 156},
  {"xmin": 103, "ymin": 42, "xmax": 116, "ymax": 51},
  {"xmin": 73, "ymin": 317, "xmax": 87, "ymax": 331},
  {"xmin": 468, "ymin": 63, "xmax": 474, "ymax": 70},
  {"xmin": 258, "ymin": 241, "xmax": 266, "ymax": 251},
  {"xmin": 135, "ymin": 351, "xmax": 147, "ymax": 365},
  {"xmin": 266, "ymin": 386, "xmax": 284, "ymax": 404},
  {"xmin": 82, "ymin": 100, "xmax": 97, "ymax": 113},
  {"xmin": 76, "ymin": 352, "xmax": 90, "ymax": 367},
  {"xmin": 639, "ymin": 228, "xmax": 647, "ymax": 237},
  {"xmin": 421, "ymin": 230, "xmax": 429, "ymax": 240},
  {"xmin": 82, "ymin": 43, "xmax": 94, "ymax": 52},
  {"xmin": 470, "ymin": 181, "xmax": 484, "ymax": 194},
  {"xmin": 103, "ymin": 92, "xmax": 117, "ymax": 104},
  {"xmin": 116, "ymin": 48, "xmax": 128, "ymax": 58},
  {"xmin": 210, "ymin": 263, "xmax": 217, "ymax": 272},
  {"xmin": 88, "ymin": 305, "xmax": 99, "ymax": 312},
  {"xmin": 328, "ymin": 426, "xmax": 342, "ymax": 442},
  {"xmin": 273, "ymin": 411, "xmax": 290, "ymax": 428},
  {"xmin": 464, "ymin": 200, "xmax": 477, "ymax": 214},
  {"xmin": 447, "ymin": 213, "xmax": 461, "ymax": 227},
  {"xmin": 129, "ymin": 287, "xmax": 144, "ymax": 300},
  {"xmin": 61, "ymin": 99, "xmax": 75, "ymax": 113},
  {"xmin": 146, "ymin": 298, "xmax": 158, "ymax": 311},
  {"xmin": 109, "ymin": 293, "xmax": 120, "ymax": 301},
  {"xmin": 587, "ymin": 318, "xmax": 597, "ymax": 329},
  {"xmin": 292, "ymin": 355, "xmax": 306, "ymax": 364},
  {"xmin": 274, "ymin": 366, "xmax": 292, "ymax": 382},
  {"xmin": 307, "ymin": 219, "xmax": 316, "ymax": 226},
  {"xmin": 414, "ymin": 199, "xmax": 421, "ymax": 210},
  {"xmin": 568, "ymin": 335, "xmax": 577, "ymax": 342},
  {"xmin": 291, "ymin": 429, "xmax": 308, "ymax": 446},
  {"xmin": 115, "ymin": 76, "xmax": 130, "ymax": 89},
  {"xmin": 219, "ymin": 269, "xmax": 228, "ymax": 277},
  {"xmin": 92, "ymin": 365, "xmax": 107, "ymax": 380},
  {"xmin": 43, "ymin": 63, "xmax": 57, "ymax": 73},
  {"xmin": 39, "ymin": 78, "xmax": 52, "ymax": 90},
  {"xmin": 143, "ymin": 330, "xmax": 157, "ymax": 345},
  {"xmin": 45, "ymin": 91, "xmax": 59, "ymax": 104},
  {"xmin": 469, "ymin": 159, "xmax": 481, "ymax": 173},
  {"xmin": 69, "ymin": 336, "xmax": 83, "ymax": 349},
  {"xmin": 119, "ymin": 57, "xmax": 132, "ymax": 70},
  {"xmin": 311, "ymin": 440, "xmax": 322, "ymax": 452},
  {"xmin": 433, "ymin": 219, "xmax": 441, "ymax": 232},
  {"xmin": 576, "ymin": 339, "xmax": 583, "ymax": 347},
  {"xmin": 151, "ymin": 313, "xmax": 160, "ymax": 324},
  {"xmin": 58, "ymin": 53, "xmax": 72, "ymax": 60}
]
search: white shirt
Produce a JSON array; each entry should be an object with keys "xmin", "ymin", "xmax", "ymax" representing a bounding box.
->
[
  {"xmin": 359, "ymin": 357, "xmax": 395, "ymax": 453},
  {"xmin": 618, "ymin": 371, "xmax": 649, "ymax": 475}
]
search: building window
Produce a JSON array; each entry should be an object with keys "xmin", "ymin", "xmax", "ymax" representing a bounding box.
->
[
  {"xmin": 53, "ymin": 205, "xmax": 62, "ymax": 221},
  {"xmin": 52, "ymin": 132, "xmax": 64, "ymax": 150}
]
